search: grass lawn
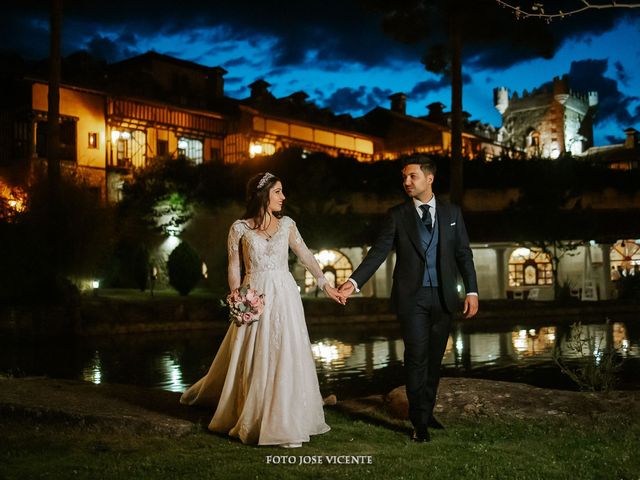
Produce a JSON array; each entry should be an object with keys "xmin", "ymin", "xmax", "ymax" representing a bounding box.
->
[{"xmin": 2, "ymin": 409, "xmax": 638, "ymax": 480}]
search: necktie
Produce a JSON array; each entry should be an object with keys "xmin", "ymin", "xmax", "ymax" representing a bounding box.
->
[{"xmin": 420, "ymin": 204, "xmax": 432, "ymax": 233}]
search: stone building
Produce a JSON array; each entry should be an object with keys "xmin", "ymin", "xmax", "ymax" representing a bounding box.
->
[{"xmin": 494, "ymin": 75, "xmax": 598, "ymax": 158}]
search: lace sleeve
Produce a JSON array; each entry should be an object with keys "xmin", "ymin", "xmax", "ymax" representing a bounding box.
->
[
  {"xmin": 227, "ymin": 221, "xmax": 244, "ymax": 291},
  {"xmin": 288, "ymin": 219, "xmax": 328, "ymax": 290}
]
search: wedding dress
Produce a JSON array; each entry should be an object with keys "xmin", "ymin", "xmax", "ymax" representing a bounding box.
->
[{"xmin": 180, "ymin": 216, "xmax": 331, "ymax": 446}]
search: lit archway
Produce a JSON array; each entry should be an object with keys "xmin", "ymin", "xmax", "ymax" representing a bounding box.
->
[
  {"xmin": 304, "ymin": 249, "xmax": 353, "ymax": 293},
  {"xmin": 508, "ymin": 247, "xmax": 553, "ymax": 287},
  {"xmin": 610, "ymin": 240, "xmax": 640, "ymax": 279}
]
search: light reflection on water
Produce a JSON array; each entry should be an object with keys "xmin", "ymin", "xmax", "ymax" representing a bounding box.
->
[{"xmin": 2, "ymin": 319, "xmax": 639, "ymax": 397}]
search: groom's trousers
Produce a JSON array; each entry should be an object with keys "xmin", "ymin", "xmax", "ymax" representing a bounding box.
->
[{"xmin": 398, "ymin": 286, "xmax": 452, "ymax": 431}]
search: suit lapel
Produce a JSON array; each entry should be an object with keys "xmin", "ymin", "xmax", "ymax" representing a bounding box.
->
[
  {"xmin": 435, "ymin": 199, "xmax": 450, "ymax": 246},
  {"xmin": 401, "ymin": 201, "xmax": 425, "ymax": 260}
]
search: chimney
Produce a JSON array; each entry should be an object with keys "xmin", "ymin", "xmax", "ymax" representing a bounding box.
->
[
  {"xmin": 288, "ymin": 91, "xmax": 309, "ymax": 106},
  {"xmin": 624, "ymin": 128, "xmax": 638, "ymax": 149},
  {"xmin": 426, "ymin": 102, "xmax": 446, "ymax": 122},
  {"xmin": 206, "ymin": 66, "xmax": 227, "ymax": 99},
  {"xmin": 249, "ymin": 79, "xmax": 272, "ymax": 102},
  {"xmin": 389, "ymin": 92, "xmax": 407, "ymax": 115}
]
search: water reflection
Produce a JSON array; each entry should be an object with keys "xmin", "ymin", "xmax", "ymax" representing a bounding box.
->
[
  {"xmin": 1, "ymin": 317, "xmax": 638, "ymax": 398},
  {"xmin": 82, "ymin": 351, "xmax": 102, "ymax": 384},
  {"xmin": 159, "ymin": 354, "xmax": 187, "ymax": 393}
]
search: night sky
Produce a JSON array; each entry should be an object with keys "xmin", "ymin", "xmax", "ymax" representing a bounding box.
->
[{"xmin": 3, "ymin": 1, "xmax": 640, "ymax": 146}]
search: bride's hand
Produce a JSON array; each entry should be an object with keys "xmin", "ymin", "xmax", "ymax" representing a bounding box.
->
[{"xmin": 323, "ymin": 285, "xmax": 347, "ymax": 305}]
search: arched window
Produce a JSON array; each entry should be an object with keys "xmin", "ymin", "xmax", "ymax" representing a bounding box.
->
[
  {"xmin": 508, "ymin": 247, "xmax": 553, "ymax": 287},
  {"xmin": 304, "ymin": 249, "xmax": 353, "ymax": 293},
  {"xmin": 526, "ymin": 129, "xmax": 540, "ymax": 148},
  {"xmin": 610, "ymin": 240, "xmax": 640, "ymax": 279}
]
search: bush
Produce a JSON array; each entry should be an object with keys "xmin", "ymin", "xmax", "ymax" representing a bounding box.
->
[
  {"xmin": 167, "ymin": 241, "xmax": 202, "ymax": 296},
  {"xmin": 553, "ymin": 320, "xmax": 624, "ymax": 392}
]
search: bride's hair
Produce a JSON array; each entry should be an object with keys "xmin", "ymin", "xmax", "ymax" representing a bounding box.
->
[{"xmin": 242, "ymin": 172, "xmax": 283, "ymax": 228}]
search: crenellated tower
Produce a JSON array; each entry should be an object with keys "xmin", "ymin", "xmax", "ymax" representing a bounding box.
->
[{"xmin": 494, "ymin": 75, "xmax": 598, "ymax": 158}]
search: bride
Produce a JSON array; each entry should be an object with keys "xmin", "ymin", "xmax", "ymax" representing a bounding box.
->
[{"xmin": 180, "ymin": 172, "xmax": 345, "ymax": 448}]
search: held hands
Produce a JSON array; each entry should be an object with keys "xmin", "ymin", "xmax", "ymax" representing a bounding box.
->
[
  {"xmin": 337, "ymin": 281, "xmax": 355, "ymax": 302},
  {"xmin": 323, "ymin": 284, "xmax": 348, "ymax": 305},
  {"xmin": 463, "ymin": 294, "xmax": 479, "ymax": 319}
]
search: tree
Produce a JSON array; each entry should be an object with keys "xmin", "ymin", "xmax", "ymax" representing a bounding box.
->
[
  {"xmin": 47, "ymin": 0, "xmax": 62, "ymax": 187},
  {"xmin": 371, "ymin": 0, "xmax": 554, "ymax": 204},
  {"xmin": 496, "ymin": 1, "xmax": 640, "ymax": 21}
]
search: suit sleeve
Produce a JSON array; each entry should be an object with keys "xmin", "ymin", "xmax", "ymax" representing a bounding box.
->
[
  {"xmin": 453, "ymin": 207, "xmax": 478, "ymax": 294},
  {"xmin": 350, "ymin": 210, "xmax": 396, "ymax": 288}
]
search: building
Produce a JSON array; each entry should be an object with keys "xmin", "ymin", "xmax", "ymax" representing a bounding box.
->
[
  {"xmin": 494, "ymin": 75, "xmax": 598, "ymax": 158},
  {"xmin": 359, "ymin": 94, "xmax": 502, "ymax": 161},
  {"xmin": 576, "ymin": 127, "xmax": 639, "ymax": 170}
]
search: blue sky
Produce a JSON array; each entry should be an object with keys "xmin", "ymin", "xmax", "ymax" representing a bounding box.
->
[{"xmin": 3, "ymin": 1, "xmax": 640, "ymax": 145}]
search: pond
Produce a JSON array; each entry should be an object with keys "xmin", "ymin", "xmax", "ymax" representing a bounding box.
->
[{"xmin": 1, "ymin": 316, "xmax": 638, "ymax": 399}]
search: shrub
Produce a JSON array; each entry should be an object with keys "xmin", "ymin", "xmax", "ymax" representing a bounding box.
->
[
  {"xmin": 167, "ymin": 241, "xmax": 202, "ymax": 296},
  {"xmin": 553, "ymin": 320, "xmax": 624, "ymax": 392}
]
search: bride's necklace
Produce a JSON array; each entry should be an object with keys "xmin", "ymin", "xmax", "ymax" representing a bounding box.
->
[{"xmin": 258, "ymin": 215, "xmax": 278, "ymax": 241}]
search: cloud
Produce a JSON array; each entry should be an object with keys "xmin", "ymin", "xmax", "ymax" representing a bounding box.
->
[
  {"xmin": 321, "ymin": 86, "xmax": 392, "ymax": 114},
  {"xmin": 614, "ymin": 60, "xmax": 629, "ymax": 86},
  {"xmin": 409, "ymin": 73, "xmax": 471, "ymax": 98},
  {"xmin": 568, "ymin": 59, "xmax": 640, "ymax": 127},
  {"xmin": 3, "ymin": 1, "xmax": 639, "ymax": 81},
  {"xmin": 85, "ymin": 33, "xmax": 139, "ymax": 61},
  {"xmin": 605, "ymin": 134, "xmax": 624, "ymax": 144},
  {"xmin": 223, "ymin": 57, "xmax": 252, "ymax": 68}
]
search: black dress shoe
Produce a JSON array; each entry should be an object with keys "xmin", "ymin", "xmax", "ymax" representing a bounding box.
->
[
  {"xmin": 428, "ymin": 416, "xmax": 445, "ymax": 430},
  {"xmin": 411, "ymin": 429, "xmax": 430, "ymax": 443}
]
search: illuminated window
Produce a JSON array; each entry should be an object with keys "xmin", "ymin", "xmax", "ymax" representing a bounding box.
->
[
  {"xmin": 508, "ymin": 247, "xmax": 553, "ymax": 287},
  {"xmin": 610, "ymin": 240, "xmax": 640, "ymax": 279},
  {"xmin": 111, "ymin": 129, "xmax": 146, "ymax": 168},
  {"xmin": 249, "ymin": 141, "xmax": 276, "ymax": 158},
  {"xmin": 178, "ymin": 137, "xmax": 203, "ymax": 164},
  {"xmin": 304, "ymin": 249, "xmax": 353, "ymax": 293},
  {"xmin": 88, "ymin": 132, "xmax": 98, "ymax": 149}
]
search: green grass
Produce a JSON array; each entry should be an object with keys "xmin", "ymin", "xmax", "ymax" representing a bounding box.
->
[{"xmin": 2, "ymin": 410, "xmax": 638, "ymax": 480}]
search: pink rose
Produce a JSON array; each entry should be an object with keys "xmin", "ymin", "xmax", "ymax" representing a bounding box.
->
[{"xmin": 242, "ymin": 312, "xmax": 253, "ymax": 323}]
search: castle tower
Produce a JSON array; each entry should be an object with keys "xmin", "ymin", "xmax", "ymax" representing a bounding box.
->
[
  {"xmin": 494, "ymin": 74, "xmax": 598, "ymax": 158},
  {"xmin": 493, "ymin": 87, "xmax": 509, "ymax": 115},
  {"xmin": 553, "ymin": 75, "xmax": 569, "ymax": 104}
]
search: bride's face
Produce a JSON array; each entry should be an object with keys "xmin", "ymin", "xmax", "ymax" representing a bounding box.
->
[{"xmin": 267, "ymin": 181, "xmax": 285, "ymax": 213}]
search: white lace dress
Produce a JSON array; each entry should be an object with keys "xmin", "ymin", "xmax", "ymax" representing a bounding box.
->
[{"xmin": 180, "ymin": 216, "xmax": 331, "ymax": 446}]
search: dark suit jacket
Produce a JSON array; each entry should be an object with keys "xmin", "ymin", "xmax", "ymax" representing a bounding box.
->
[{"xmin": 351, "ymin": 199, "xmax": 478, "ymax": 315}]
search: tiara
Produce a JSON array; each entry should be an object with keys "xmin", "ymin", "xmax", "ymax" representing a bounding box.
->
[{"xmin": 257, "ymin": 172, "xmax": 275, "ymax": 190}]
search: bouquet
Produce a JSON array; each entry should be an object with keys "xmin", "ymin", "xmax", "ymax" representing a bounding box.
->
[{"xmin": 224, "ymin": 285, "xmax": 265, "ymax": 326}]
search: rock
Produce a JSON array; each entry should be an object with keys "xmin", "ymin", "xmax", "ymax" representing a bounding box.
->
[
  {"xmin": 323, "ymin": 394, "xmax": 337, "ymax": 406},
  {"xmin": 385, "ymin": 386, "xmax": 409, "ymax": 419}
]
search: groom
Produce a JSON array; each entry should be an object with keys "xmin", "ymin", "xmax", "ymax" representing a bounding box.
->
[{"xmin": 339, "ymin": 154, "xmax": 478, "ymax": 442}]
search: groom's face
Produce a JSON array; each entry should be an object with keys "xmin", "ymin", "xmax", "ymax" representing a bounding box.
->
[{"xmin": 402, "ymin": 164, "xmax": 433, "ymax": 201}]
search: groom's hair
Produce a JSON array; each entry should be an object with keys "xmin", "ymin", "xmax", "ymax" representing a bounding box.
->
[{"xmin": 401, "ymin": 155, "xmax": 437, "ymax": 176}]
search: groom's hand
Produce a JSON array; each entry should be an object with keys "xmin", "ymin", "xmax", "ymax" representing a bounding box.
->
[
  {"xmin": 338, "ymin": 282, "xmax": 355, "ymax": 299},
  {"xmin": 463, "ymin": 295, "xmax": 479, "ymax": 318}
]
